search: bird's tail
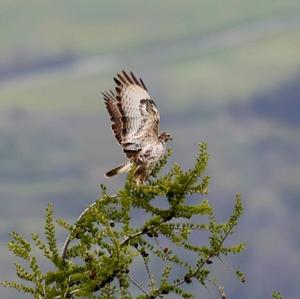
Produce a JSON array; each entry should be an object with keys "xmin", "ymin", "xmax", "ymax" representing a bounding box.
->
[{"xmin": 105, "ymin": 162, "xmax": 132, "ymax": 178}]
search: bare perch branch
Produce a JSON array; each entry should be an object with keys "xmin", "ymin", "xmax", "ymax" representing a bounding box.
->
[{"xmin": 61, "ymin": 201, "xmax": 97, "ymax": 258}]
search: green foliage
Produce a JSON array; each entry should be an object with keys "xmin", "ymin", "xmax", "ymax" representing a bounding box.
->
[
  {"xmin": 2, "ymin": 143, "xmax": 246, "ymax": 298},
  {"xmin": 272, "ymin": 291, "xmax": 284, "ymax": 299}
]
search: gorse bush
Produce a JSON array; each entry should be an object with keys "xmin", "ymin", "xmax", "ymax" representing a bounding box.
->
[{"xmin": 2, "ymin": 143, "xmax": 246, "ymax": 298}]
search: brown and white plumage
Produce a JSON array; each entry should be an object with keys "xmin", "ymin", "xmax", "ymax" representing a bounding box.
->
[{"xmin": 102, "ymin": 70, "xmax": 172, "ymax": 184}]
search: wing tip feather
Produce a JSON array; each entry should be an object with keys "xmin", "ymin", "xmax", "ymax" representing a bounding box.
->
[
  {"xmin": 113, "ymin": 77, "xmax": 122, "ymax": 86},
  {"xmin": 113, "ymin": 70, "xmax": 148, "ymax": 92}
]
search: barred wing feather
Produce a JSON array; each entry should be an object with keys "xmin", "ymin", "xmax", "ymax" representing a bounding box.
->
[{"xmin": 103, "ymin": 71, "xmax": 160, "ymax": 158}]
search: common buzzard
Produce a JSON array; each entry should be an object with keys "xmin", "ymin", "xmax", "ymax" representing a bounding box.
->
[{"xmin": 102, "ymin": 71, "xmax": 172, "ymax": 184}]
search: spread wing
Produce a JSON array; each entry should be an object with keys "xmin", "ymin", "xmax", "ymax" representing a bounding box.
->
[{"xmin": 102, "ymin": 71, "xmax": 160, "ymax": 158}]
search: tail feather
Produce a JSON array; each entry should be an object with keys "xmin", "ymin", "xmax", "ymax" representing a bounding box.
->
[{"xmin": 105, "ymin": 162, "xmax": 132, "ymax": 178}]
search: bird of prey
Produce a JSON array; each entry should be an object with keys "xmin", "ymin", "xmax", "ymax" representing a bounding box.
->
[{"xmin": 102, "ymin": 70, "xmax": 172, "ymax": 185}]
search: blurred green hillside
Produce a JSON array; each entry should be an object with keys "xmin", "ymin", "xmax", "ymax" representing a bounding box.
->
[
  {"xmin": 1, "ymin": 0, "xmax": 300, "ymax": 111},
  {"xmin": 1, "ymin": 1, "xmax": 300, "ymax": 299},
  {"xmin": 1, "ymin": 0, "xmax": 300, "ymax": 58}
]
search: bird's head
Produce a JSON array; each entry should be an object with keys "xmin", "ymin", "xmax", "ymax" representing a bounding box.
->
[{"xmin": 159, "ymin": 132, "xmax": 173, "ymax": 143}]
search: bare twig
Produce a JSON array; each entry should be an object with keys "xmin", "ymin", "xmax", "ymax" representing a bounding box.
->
[
  {"xmin": 61, "ymin": 201, "xmax": 97, "ymax": 259},
  {"xmin": 120, "ymin": 231, "xmax": 144, "ymax": 247},
  {"xmin": 128, "ymin": 275, "xmax": 148, "ymax": 296},
  {"xmin": 61, "ymin": 195, "xmax": 118, "ymax": 259},
  {"xmin": 207, "ymin": 278, "xmax": 226, "ymax": 299},
  {"xmin": 135, "ymin": 246, "xmax": 155, "ymax": 293}
]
